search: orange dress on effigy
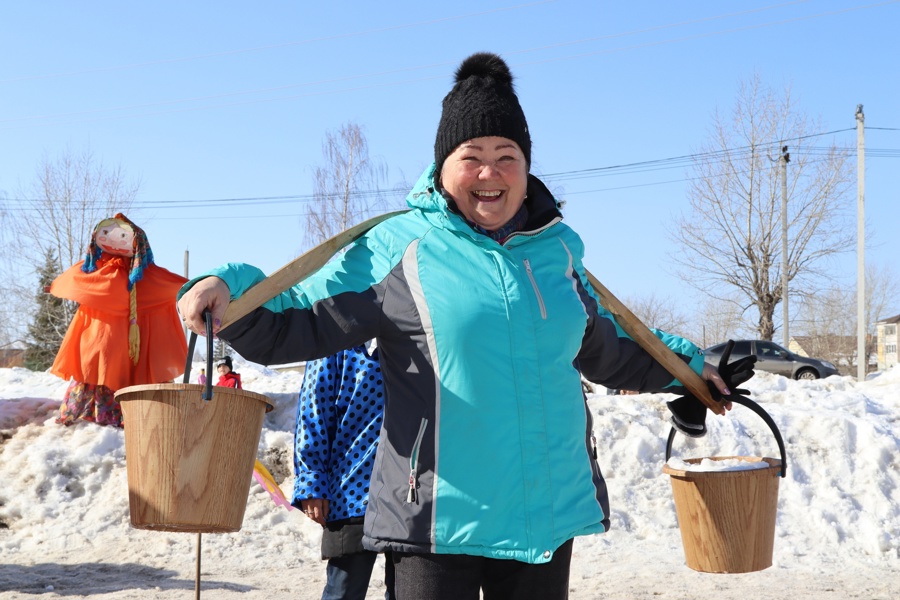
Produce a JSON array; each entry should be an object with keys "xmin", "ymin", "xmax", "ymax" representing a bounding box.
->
[{"xmin": 50, "ymin": 255, "xmax": 189, "ymax": 391}]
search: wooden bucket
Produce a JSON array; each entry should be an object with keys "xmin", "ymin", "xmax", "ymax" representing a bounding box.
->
[
  {"xmin": 662, "ymin": 456, "xmax": 782, "ymax": 573},
  {"xmin": 117, "ymin": 383, "xmax": 273, "ymax": 533},
  {"xmin": 663, "ymin": 396, "xmax": 787, "ymax": 573}
]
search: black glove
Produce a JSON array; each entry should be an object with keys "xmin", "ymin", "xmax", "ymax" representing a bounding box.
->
[{"xmin": 666, "ymin": 340, "xmax": 757, "ymax": 438}]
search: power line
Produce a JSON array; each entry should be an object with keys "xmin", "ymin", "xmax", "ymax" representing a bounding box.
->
[
  {"xmin": 3, "ymin": 125, "xmax": 896, "ymax": 211},
  {"xmin": 145, "ymin": 207, "xmax": 396, "ymax": 222},
  {"xmin": 3, "ymin": 146, "xmax": 896, "ymax": 213},
  {"xmin": 546, "ymin": 146, "xmax": 899, "ymax": 183},
  {"xmin": 546, "ymin": 152, "xmax": 868, "ymax": 193},
  {"xmin": 539, "ymin": 128, "xmax": 863, "ymax": 180},
  {"xmin": 1, "ymin": 187, "xmax": 408, "ymax": 210}
]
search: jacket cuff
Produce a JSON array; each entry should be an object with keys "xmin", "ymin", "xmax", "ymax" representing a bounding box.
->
[
  {"xmin": 176, "ymin": 262, "xmax": 267, "ymax": 302},
  {"xmin": 292, "ymin": 470, "xmax": 330, "ymax": 503}
]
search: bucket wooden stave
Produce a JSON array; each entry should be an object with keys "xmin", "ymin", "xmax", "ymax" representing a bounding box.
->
[
  {"xmin": 117, "ymin": 383, "xmax": 273, "ymax": 533},
  {"xmin": 662, "ymin": 456, "xmax": 782, "ymax": 573}
]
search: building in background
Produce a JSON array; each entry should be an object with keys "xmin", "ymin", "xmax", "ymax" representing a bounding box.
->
[
  {"xmin": 0, "ymin": 349, "xmax": 25, "ymax": 368},
  {"xmin": 875, "ymin": 315, "xmax": 900, "ymax": 371}
]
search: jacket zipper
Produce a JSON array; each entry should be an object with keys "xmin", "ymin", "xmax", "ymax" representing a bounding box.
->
[
  {"xmin": 523, "ymin": 259, "xmax": 548, "ymax": 320},
  {"xmin": 406, "ymin": 417, "xmax": 428, "ymax": 504},
  {"xmin": 503, "ymin": 215, "xmax": 562, "ymax": 243}
]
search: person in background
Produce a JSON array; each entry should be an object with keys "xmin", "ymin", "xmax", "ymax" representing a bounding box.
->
[
  {"xmin": 215, "ymin": 355, "xmax": 241, "ymax": 388},
  {"xmin": 294, "ymin": 342, "xmax": 394, "ymax": 600},
  {"xmin": 178, "ymin": 52, "xmax": 746, "ymax": 600},
  {"xmin": 197, "ymin": 368, "xmax": 207, "ymax": 385}
]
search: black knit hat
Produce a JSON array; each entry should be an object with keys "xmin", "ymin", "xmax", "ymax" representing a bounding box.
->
[
  {"xmin": 434, "ymin": 52, "xmax": 531, "ymax": 178},
  {"xmin": 217, "ymin": 355, "xmax": 233, "ymax": 371}
]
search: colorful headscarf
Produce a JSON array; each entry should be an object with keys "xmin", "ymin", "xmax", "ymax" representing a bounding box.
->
[
  {"xmin": 81, "ymin": 213, "xmax": 155, "ymax": 291},
  {"xmin": 81, "ymin": 213, "xmax": 155, "ymax": 365}
]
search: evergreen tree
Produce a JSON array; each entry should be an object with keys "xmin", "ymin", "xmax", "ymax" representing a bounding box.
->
[{"xmin": 23, "ymin": 249, "xmax": 72, "ymax": 371}]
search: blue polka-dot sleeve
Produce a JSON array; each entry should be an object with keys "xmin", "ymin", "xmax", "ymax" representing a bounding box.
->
[
  {"xmin": 290, "ymin": 345, "xmax": 384, "ymax": 520},
  {"xmin": 292, "ymin": 353, "xmax": 341, "ymax": 504}
]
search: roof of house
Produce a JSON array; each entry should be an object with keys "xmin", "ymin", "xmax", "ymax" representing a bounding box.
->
[
  {"xmin": 790, "ymin": 335, "xmax": 870, "ymax": 357},
  {"xmin": 0, "ymin": 348, "xmax": 26, "ymax": 368},
  {"xmin": 876, "ymin": 313, "xmax": 900, "ymax": 324}
]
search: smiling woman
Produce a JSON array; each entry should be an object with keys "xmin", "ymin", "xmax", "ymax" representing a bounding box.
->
[{"xmin": 176, "ymin": 51, "xmax": 734, "ymax": 600}]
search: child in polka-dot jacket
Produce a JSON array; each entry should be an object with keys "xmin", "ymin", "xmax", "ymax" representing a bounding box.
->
[{"xmin": 292, "ymin": 343, "xmax": 394, "ymax": 599}]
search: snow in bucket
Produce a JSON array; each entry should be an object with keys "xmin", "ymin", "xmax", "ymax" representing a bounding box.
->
[{"xmin": 666, "ymin": 456, "xmax": 773, "ymax": 472}]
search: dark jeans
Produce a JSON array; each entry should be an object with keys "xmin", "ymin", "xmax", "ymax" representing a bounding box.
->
[
  {"xmin": 390, "ymin": 539, "xmax": 573, "ymax": 600},
  {"xmin": 322, "ymin": 550, "xmax": 395, "ymax": 600}
]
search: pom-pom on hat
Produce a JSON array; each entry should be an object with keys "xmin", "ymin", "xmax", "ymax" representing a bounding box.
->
[{"xmin": 434, "ymin": 52, "xmax": 531, "ymax": 179}]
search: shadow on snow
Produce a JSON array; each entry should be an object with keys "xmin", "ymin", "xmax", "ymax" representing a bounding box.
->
[{"xmin": 0, "ymin": 562, "xmax": 255, "ymax": 595}]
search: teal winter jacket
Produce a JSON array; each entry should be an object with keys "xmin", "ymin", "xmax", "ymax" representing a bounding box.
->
[{"xmin": 178, "ymin": 164, "xmax": 705, "ymax": 564}]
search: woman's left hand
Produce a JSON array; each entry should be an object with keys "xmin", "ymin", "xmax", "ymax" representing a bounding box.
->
[
  {"xmin": 177, "ymin": 276, "xmax": 231, "ymax": 336},
  {"xmin": 701, "ymin": 363, "xmax": 733, "ymax": 411}
]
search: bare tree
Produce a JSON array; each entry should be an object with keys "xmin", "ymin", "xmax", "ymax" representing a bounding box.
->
[
  {"xmin": 684, "ymin": 295, "xmax": 755, "ymax": 350},
  {"xmin": 0, "ymin": 147, "xmax": 139, "ymax": 346},
  {"xmin": 867, "ymin": 264, "xmax": 900, "ymax": 328},
  {"xmin": 624, "ymin": 292, "xmax": 690, "ymax": 338},
  {"xmin": 670, "ymin": 74, "xmax": 855, "ymax": 340},
  {"xmin": 794, "ymin": 263, "xmax": 900, "ymax": 373},
  {"xmin": 303, "ymin": 122, "xmax": 394, "ymax": 250},
  {"xmin": 792, "ymin": 286, "xmax": 851, "ymax": 370},
  {"xmin": 14, "ymin": 147, "xmax": 139, "ymax": 272},
  {"xmin": 0, "ymin": 205, "xmax": 22, "ymax": 350}
]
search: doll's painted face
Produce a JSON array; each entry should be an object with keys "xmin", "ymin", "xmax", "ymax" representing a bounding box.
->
[{"xmin": 95, "ymin": 219, "xmax": 135, "ymax": 257}]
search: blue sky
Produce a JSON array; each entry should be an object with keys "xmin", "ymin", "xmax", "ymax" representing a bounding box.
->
[{"xmin": 2, "ymin": 0, "xmax": 898, "ymax": 330}]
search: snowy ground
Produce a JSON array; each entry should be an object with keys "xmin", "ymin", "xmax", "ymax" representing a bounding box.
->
[{"xmin": 1, "ymin": 360, "xmax": 898, "ymax": 599}]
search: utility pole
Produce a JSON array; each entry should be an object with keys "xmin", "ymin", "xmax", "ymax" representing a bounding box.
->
[
  {"xmin": 183, "ymin": 249, "xmax": 190, "ymax": 343},
  {"xmin": 856, "ymin": 105, "xmax": 866, "ymax": 381},
  {"xmin": 781, "ymin": 145, "xmax": 790, "ymax": 349}
]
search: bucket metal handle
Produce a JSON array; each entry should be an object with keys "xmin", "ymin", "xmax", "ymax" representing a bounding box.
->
[
  {"xmin": 182, "ymin": 310, "xmax": 215, "ymax": 401},
  {"xmin": 665, "ymin": 395, "xmax": 788, "ymax": 478}
]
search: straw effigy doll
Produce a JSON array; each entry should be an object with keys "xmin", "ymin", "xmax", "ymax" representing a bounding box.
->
[{"xmin": 49, "ymin": 213, "xmax": 189, "ymax": 427}]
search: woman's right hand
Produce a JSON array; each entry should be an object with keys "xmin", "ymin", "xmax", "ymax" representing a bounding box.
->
[{"xmin": 177, "ymin": 276, "xmax": 231, "ymax": 336}]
